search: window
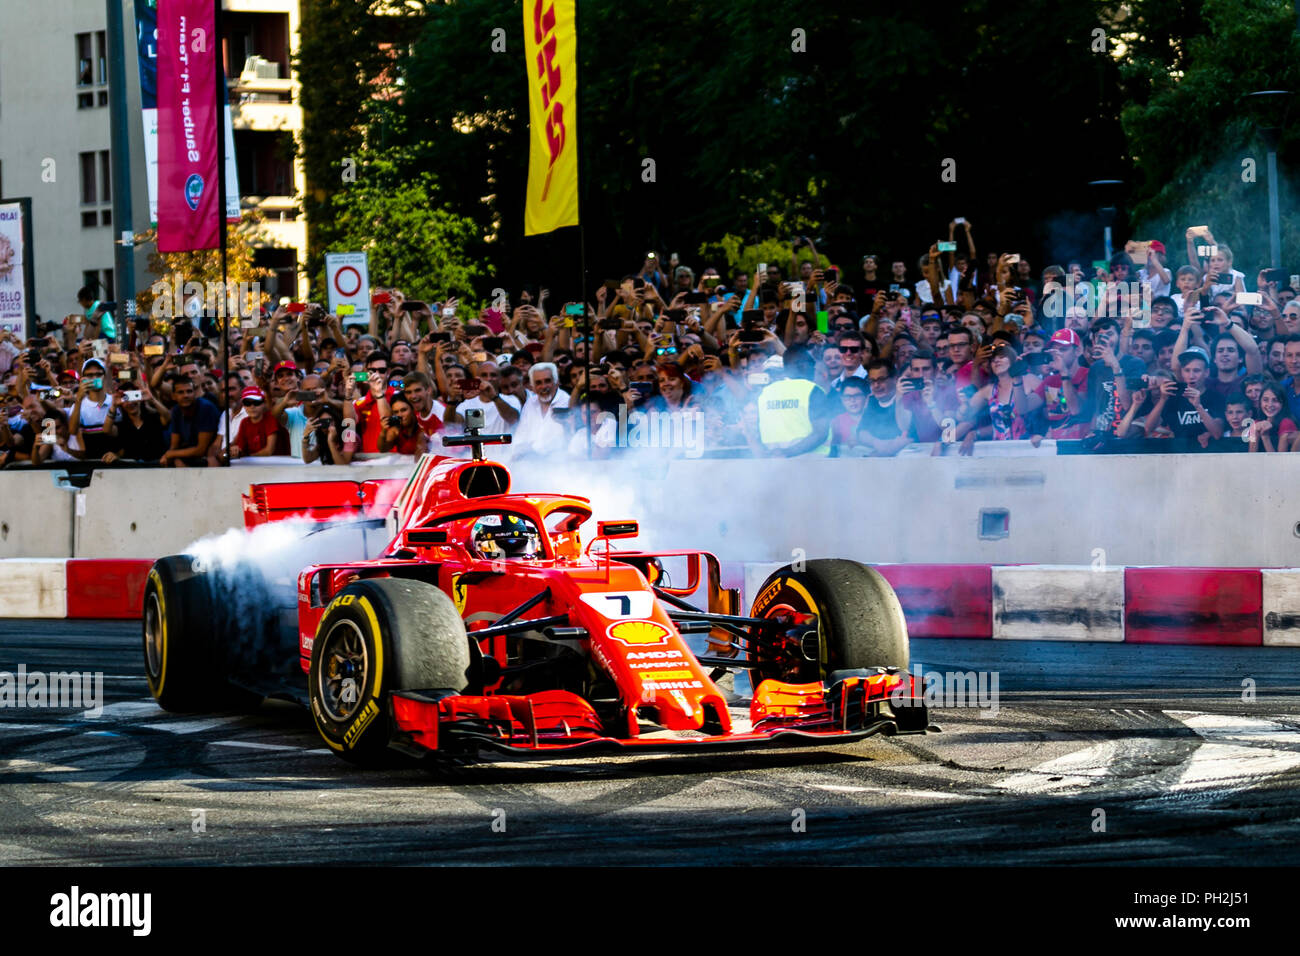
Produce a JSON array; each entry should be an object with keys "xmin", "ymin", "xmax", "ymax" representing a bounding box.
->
[
  {"xmin": 79, "ymin": 150, "xmax": 112, "ymax": 228},
  {"xmin": 80, "ymin": 152, "xmax": 97, "ymax": 204},
  {"xmin": 76, "ymin": 33, "xmax": 93, "ymax": 86},
  {"xmin": 75, "ymin": 30, "xmax": 109, "ymax": 108},
  {"xmin": 82, "ymin": 270, "xmax": 114, "ymax": 301}
]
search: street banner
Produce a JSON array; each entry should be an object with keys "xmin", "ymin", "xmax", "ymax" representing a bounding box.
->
[
  {"xmin": 137, "ymin": 0, "xmax": 238, "ymax": 225},
  {"xmin": 0, "ymin": 199, "xmax": 35, "ymax": 338},
  {"xmin": 523, "ymin": 0, "xmax": 579, "ymax": 236},
  {"xmin": 325, "ymin": 252, "xmax": 371, "ymax": 327},
  {"xmin": 156, "ymin": 0, "xmax": 220, "ymax": 251}
]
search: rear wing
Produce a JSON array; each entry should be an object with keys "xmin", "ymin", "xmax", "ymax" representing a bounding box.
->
[{"xmin": 241, "ymin": 478, "xmax": 408, "ymax": 529}]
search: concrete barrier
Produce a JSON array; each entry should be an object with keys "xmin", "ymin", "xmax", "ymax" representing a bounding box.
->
[
  {"xmin": 992, "ymin": 565, "xmax": 1124, "ymax": 642},
  {"xmin": 0, "ymin": 453, "xmax": 1297, "ymax": 565},
  {"xmin": 0, "ymin": 470, "xmax": 76, "ymax": 558}
]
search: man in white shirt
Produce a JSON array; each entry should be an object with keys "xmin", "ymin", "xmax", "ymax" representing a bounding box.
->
[{"xmin": 511, "ymin": 361, "xmax": 570, "ymax": 458}]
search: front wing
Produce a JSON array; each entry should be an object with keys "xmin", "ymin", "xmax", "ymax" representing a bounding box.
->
[{"xmin": 389, "ymin": 671, "xmax": 931, "ymax": 758}]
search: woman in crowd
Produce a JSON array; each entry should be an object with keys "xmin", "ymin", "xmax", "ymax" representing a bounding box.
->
[
  {"xmin": 377, "ymin": 393, "xmax": 428, "ymax": 456},
  {"xmin": 1248, "ymin": 383, "xmax": 1297, "ymax": 453}
]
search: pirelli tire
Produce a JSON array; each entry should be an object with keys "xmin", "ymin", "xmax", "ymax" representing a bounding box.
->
[
  {"xmin": 748, "ymin": 559, "xmax": 909, "ymax": 684},
  {"xmin": 308, "ymin": 578, "xmax": 471, "ymax": 766},
  {"xmin": 143, "ymin": 555, "xmax": 241, "ymax": 712}
]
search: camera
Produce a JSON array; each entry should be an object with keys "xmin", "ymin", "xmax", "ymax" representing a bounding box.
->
[{"xmin": 464, "ymin": 407, "xmax": 486, "ymax": 430}]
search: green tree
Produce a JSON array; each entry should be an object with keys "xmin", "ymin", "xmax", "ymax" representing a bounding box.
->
[
  {"xmin": 1117, "ymin": 0, "xmax": 1300, "ymax": 269},
  {"xmin": 317, "ymin": 151, "xmax": 485, "ymax": 304}
]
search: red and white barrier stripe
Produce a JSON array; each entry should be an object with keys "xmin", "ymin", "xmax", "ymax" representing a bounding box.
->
[
  {"xmin": 0, "ymin": 558, "xmax": 1296, "ymax": 648},
  {"xmin": 0, "ymin": 559, "xmax": 153, "ymax": 620}
]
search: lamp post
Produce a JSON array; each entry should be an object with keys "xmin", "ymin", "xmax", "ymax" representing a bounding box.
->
[
  {"xmin": 1087, "ymin": 180, "xmax": 1125, "ymax": 262},
  {"xmin": 1244, "ymin": 90, "xmax": 1291, "ymax": 269}
]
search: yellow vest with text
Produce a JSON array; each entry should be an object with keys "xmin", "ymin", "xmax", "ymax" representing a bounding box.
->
[{"xmin": 757, "ymin": 378, "xmax": 830, "ymax": 455}]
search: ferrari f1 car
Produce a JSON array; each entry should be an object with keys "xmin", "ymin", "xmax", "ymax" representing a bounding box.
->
[{"xmin": 142, "ymin": 423, "xmax": 929, "ymax": 765}]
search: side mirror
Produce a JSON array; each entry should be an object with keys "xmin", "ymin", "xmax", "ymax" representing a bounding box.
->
[{"xmin": 597, "ymin": 520, "xmax": 638, "ymax": 540}]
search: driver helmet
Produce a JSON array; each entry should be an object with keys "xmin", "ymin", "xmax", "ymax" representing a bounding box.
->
[{"xmin": 472, "ymin": 514, "xmax": 541, "ymax": 559}]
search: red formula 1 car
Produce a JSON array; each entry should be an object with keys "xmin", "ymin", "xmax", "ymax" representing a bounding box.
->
[{"xmin": 142, "ymin": 426, "xmax": 929, "ymax": 765}]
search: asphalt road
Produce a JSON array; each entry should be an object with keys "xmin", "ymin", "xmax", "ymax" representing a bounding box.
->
[{"xmin": 3, "ymin": 620, "xmax": 1300, "ymax": 865}]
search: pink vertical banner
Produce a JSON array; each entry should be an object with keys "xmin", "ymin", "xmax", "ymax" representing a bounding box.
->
[{"xmin": 156, "ymin": 0, "xmax": 219, "ymax": 252}]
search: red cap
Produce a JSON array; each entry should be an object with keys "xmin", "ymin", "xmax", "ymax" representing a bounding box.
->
[
  {"xmin": 59, "ymin": 369, "xmax": 80, "ymax": 381},
  {"xmin": 241, "ymin": 386, "xmax": 266, "ymax": 402},
  {"xmin": 1049, "ymin": 328, "xmax": 1082, "ymax": 349},
  {"xmin": 1148, "ymin": 240, "xmax": 1166, "ymax": 254},
  {"xmin": 272, "ymin": 360, "xmax": 299, "ymax": 375},
  {"xmin": 524, "ymin": 342, "xmax": 544, "ymax": 355}
]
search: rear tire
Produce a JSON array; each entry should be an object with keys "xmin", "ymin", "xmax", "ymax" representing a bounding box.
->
[
  {"xmin": 143, "ymin": 555, "xmax": 267, "ymax": 712},
  {"xmin": 308, "ymin": 578, "xmax": 470, "ymax": 766},
  {"xmin": 748, "ymin": 559, "xmax": 909, "ymax": 684}
]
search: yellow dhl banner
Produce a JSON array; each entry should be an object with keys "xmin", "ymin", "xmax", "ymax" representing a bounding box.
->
[{"xmin": 524, "ymin": 0, "xmax": 579, "ymax": 236}]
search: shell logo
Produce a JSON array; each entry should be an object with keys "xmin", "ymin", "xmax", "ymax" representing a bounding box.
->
[{"xmin": 607, "ymin": 620, "xmax": 670, "ymax": 646}]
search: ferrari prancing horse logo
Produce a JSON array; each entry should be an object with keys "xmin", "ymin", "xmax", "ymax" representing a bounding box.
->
[{"xmin": 452, "ymin": 574, "xmax": 469, "ymax": 614}]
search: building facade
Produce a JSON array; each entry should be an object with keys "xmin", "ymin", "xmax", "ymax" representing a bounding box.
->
[{"xmin": 0, "ymin": 0, "xmax": 307, "ymax": 329}]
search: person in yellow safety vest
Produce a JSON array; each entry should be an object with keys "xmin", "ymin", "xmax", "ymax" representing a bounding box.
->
[{"xmin": 744, "ymin": 346, "xmax": 834, "ymax": 457}]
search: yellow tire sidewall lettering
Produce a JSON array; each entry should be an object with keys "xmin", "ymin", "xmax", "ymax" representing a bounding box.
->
[
  {"xmin": 311, "ymin": 591, "xmax": 387, "ymax": 752},
  {"xmin": 147, "ymin": 569, "xmax": 168, "ymax": 699}
]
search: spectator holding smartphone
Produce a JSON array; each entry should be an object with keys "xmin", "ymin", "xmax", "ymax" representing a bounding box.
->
[
  {"xmin": 105, "ymin": 380, "xmax": 170, "ymax": 463},
  {"xmin": 959, "ymin": 344, "xmax": 1042, "ymax": 447},
  {"xmin": 1144, "ymin": 345, "xmax": 1224, "ymax": 441},
  {"xmin": 302, "ymin": 405, "xmax": 356, "ymax": 465},
  {"xmin": 68, "ymin": 358, "xmax": 115, "ymax": 460}
]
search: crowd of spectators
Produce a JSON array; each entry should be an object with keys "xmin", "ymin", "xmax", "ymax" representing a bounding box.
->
[{"xmin": 3, "ymin": 221, "xmax": 1300, "ymax": 468}]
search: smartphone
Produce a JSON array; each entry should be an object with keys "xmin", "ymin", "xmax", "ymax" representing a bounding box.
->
[
  {"xmin": 757, "ymin": 262, "xmax": 767, "ymax": 274},
  {"xmin": 629, "ymin": 381, "xmax": 653, "ymax": 397},
  {"xmin": 400, "ymin": 301, "xmax": 427, "ymax": 313},
  {"xmin": 599, "ymin": 317, "xmax": 621, "ymax": 330},
  {"xmin": 91, "ymin": 378, "xmax": 104, "ymax": 390},
  {"xmin": 472, "ymin": 351, "xmax": 488, "ymax": 363},
  {"xmin": 1197, "ymin": 245, "xmax": 1217, "ymax": 258},
  {"xmin": 683, "ymin": 291, "xmax": 709, "ymax": 305},
  {"xmin": 664, "ymin": 309, "xmax": 686, "ymax": 323},
  {"xmin": 1236, "ymin": 292, "xmax": 1263, "ymax": 306},
  {"xmin": 603, "ymin": 279, "xmax": 620, "ymax": 293},
  {"xmin": 292, "ymin": 390, "xmax": 317, "ymax": 402},
  {"xmin": 109, "ymin": 351, "xmax": 129, "ymax": 365},
  {"xmin": 938, "ymin": 241, "xmax": 957, "ymax": 253},
  {"xmin": 1006, "ymin": 254, "xmax": 1020, "ymax": 265},
  {"xmin": 287, "ymin": 303, "xmax": 307, "ymax": 315},
  {"xmin": 824, "ymin": 268, "xmax": 839, "ymax": 284},
  {"xmin": 1291, "ymin": 275, "xmax": 1300, "ymax": 292},
  {"xmin": 564, "ymin": 303, "xmax": 586, "ymax": 316},
  {"xmin": 371, "ymin": 292, "xmax": 392, "ymax": 306},
  {"xmin": 337, "ymin": 304, "xmax": 356, "ymax": 317},
  {"xmin": 954, "ymin": 217, "xmax": 965, "ymax": 225},
  {"xmin": 703, "ymin": 276, "xmax": 722, "ymax": 289},
  {"xmin": 144, "ymin": 344, "xmax": 164, "ymax": 356},
  {"xmin": 441, "ymin": 307, "xmax": 457, "ymax": 318},
  {"xmin": 746, "ymin": 372, "xmax": 770, "ymax": 387},
  {"xmin": 117, "ymin": 370, "xmax": 133, "ymax": 380},
  {"xmin": 482, "ymin": 336, "xmax": 503, "ymax": 352},
  {"xmin": 354, "ymin": 372, "xmax": 369, "ymax": 383},
  {"xmin": 430, "ymin": 332, "xmax": 452, "ymax": 344},
  {"xmin": 737, "ymin": 329, "xmax": 765, "ymax": 343},
  {"xmin": 741, "ymin": 310, "xmax": 764, "ymax": 329},
  {"xmin": 123, "ymin": 389, "xmax": 143, "ymax": 402}
]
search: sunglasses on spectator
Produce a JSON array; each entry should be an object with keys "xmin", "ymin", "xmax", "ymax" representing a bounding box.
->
[
  {"xmin": 838, "ymin": 345, "xmax": 863, "ymax": 353},
  {"xmin": 242, "ymin": 399, "xmax": 265, "ymax": 407}
]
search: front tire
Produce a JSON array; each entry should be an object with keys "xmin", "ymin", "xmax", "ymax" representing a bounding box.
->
[
  {"xmin": 748, "ymin": 559, "xmax": 909, "ymax": 684},
  {"xmin": 308, "ymin": 578, "xmax": 470, "ymax": 766}
]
